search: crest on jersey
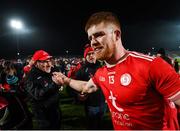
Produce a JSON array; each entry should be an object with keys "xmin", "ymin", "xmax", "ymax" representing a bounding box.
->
[
  {"xmin": 120, "ymin": 73, "xmax": 131, "ymax": 86},
  {"xmin": 99, "ymin": 76, "xmax": 105, "ymax": 82}
]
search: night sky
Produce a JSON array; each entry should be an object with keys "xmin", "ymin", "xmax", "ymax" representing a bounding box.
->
[{"xmin": 0, "ymin": 0, "xmax": 180, "ymax": 59}]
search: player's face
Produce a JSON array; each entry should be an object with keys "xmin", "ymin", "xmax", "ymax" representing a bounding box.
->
[{"xmin": 87, "ymin": 23, "xmax": 116, "ymax": 61}]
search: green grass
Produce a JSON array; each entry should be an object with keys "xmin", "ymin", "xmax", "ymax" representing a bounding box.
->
[
  {"xmin": 59, "ymin": 87, "xmax": 113, "ymax": 129},
  {"xmin": 61, "ymin": 103, "xmax": 86, "ymax": 129},
  {"xmin": 31, "ymin": 88, "xmax": 113, "ymax": 130},
  {"xmin": 60, "ymin": 100, "xmax": 113, "ymax": 130}
]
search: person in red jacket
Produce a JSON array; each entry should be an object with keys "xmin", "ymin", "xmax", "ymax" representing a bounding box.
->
[
  {"xmin": 23, "ymin": 56, "xmax": 35, "ymax": 78},
  {"xmin": 67, "ymin": 62, "xmax": 82, "ymax": 79}
]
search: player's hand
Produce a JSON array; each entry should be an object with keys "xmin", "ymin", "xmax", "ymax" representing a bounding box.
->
[{"xmin": 52, "ymin": 72, "xmax": 71, "ymax": 85}]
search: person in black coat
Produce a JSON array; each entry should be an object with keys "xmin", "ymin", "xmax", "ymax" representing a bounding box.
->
[
  {"xmin": 74, "ymin": 45, "xmax": 107, "ymax": 129},
  {"xmin": 156, "ymin": 48, "xmax": 172, "ymax": 66},
  {"xmin": 24, "ymin": 50, "xmax": 61, "ymax": 129}
]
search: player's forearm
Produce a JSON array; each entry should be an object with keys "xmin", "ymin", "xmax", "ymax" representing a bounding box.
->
[
  {"xmin": 52, "ymin": 72, "xmax": 90, "ymax": 93},
  {"xmin": 68, "ymin": 78, "xmax": 87, "ymax": 92}
]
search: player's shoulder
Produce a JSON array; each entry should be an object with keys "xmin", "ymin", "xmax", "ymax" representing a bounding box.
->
[
  {"xmin": 96, "ymin": 64, "xmax": 106, "ymax": 71},
  {"xmin": 128, "ymin": 51, "xmax": 155, "ymax": 62},
  {"xmin": 93, "ymin": 64, "xmax": 107, "ymax": 76}
]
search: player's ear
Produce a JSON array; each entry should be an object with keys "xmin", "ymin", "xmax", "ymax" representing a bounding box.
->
[{"xmin": 114, "ymin": 30, "xmax": 121, "ymax": 40}]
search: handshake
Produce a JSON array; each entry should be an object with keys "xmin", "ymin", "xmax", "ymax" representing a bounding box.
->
[
  {"xmin": 52, "ymin": 72, "xmax": 71, "ymax": 86},
  {"xmin": 52, "ymin": 72, "xmax": 90, "ymax": 94}
]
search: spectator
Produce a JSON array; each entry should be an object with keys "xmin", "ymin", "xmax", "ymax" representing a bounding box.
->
[
  {"xmin": 156, "ymin": 48, "xmax": 173, "ymax": 66},
  {"xmin": 66, "ymin": 61, "xmax": 82, "ymax": 103},
  {"xmin": 24, "ymin": 50, "xmax": 61, "ymax": 129},
  {"xmin": 0, "ymin": 60, "xmax": 33, "ymax": 129},
  {"xmin": 23, "ymin": 55, "xmax": 35, "ymax": 78},
  {"xmin": 74, "ymin": 44, "xmax": 107, "ymax": 129},
  {"xmin": 174, "ymin": 58, "xmax": 179, "ymax": 74}
]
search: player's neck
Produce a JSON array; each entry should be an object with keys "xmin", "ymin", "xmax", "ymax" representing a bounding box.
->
[{"xmin": 105, "ymin": 49, "xmax": 128, "ymax": 65}]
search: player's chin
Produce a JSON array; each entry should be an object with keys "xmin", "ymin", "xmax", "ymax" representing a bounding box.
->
[
  {"xmin": 95, "ymin": 51, "xmax": 101, "ymax": 59},
  {"xmin": 96, "ymin": 54, "xmax": 105, "ymax": 61}
]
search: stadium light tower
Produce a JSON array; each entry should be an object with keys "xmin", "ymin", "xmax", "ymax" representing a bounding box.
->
[{"xmin": 10, "ymin": 19, "xmax": 24, "ymax": 59}]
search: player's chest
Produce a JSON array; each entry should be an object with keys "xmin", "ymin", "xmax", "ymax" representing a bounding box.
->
[{"xmin": 99, "ymin": 68, "xmax": 150, "ymax": 104}]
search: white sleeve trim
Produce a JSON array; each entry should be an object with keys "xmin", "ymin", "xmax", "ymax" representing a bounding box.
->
[{"xmin": 168, "ymin": 91, "xmax": 180, "ymax": 101}]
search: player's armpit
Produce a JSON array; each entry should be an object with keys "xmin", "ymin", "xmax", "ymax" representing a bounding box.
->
[
  {"xmin": 174, "ymin": 99, "xmax": 180, "ymax": 106},
  {"xmin": 84, "ymin": 79, "xmax": 98, "ymax": 93}
]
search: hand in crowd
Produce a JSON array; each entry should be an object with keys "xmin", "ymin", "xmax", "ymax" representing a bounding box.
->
[{"xmin": 29, "ymin": 59, "xmax": 35, "ymax": 66}]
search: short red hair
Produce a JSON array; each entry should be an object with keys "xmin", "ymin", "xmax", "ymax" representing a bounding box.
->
[{"xmin": 85, "ymin": 11, "xmax": 121, "ymax": 32}]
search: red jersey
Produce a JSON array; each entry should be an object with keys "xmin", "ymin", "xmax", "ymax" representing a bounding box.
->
[
  {"xmin": 67, "ymin": 63, "xmax": 82, "ymax": 78},
  {"xmin": 92, "ymin": 51, "xmax": 180, "ymax": 130}
]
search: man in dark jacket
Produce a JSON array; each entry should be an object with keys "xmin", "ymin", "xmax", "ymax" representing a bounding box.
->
[
  {"xmin": 24, "ymin": 50, "xmax": 61, "ymax": 129},
  {"xmin": 156, "ymin": 48, "xmax": 172, "ymax": 66},
  {"xmin": 74, "ymin": 45, "xmax": 107, "ymax": 129}
]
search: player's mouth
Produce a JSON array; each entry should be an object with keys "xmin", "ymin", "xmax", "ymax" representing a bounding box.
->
[{"xmin": 94, "ymin": 47, "xmax": 103, "ymax": 54}]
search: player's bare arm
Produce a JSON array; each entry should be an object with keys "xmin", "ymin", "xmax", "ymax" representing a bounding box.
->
[
  {"xmin": 52, "ymin": 72, "xmax": 98, "ymax": 93},
  {"xmin": 81, "ymin": 79, "xmax": 98, "ymax": 94}
]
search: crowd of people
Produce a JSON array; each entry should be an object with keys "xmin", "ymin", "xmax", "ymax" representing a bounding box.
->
[
  {"xmin": 0, "ymin": 49, "xmax": 107, "ymax": 129},
  {"xmin": 0, "ymin": 11, "xmax": 180, "ymax": 130}
]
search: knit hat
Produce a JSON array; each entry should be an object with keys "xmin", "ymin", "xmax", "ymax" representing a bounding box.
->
[
  {"xmin": 32, "ymin": 50, "xmax": 52, "ymax": 61},
  {"xmin": 6, "ymin": 75, "xmax": 19, "ymax": 85},
  {"xmin": 84, "ymin": 47, "xmax": 94, "ymax": 58}
]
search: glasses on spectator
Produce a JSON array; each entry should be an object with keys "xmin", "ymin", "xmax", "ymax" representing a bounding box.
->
[{"xmin": 38, "ymin": 59, "xmax": 51, "ymax": 64}]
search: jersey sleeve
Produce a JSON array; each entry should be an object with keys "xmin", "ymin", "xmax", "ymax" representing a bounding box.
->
[{"xmin": 149, "ymin": 57, "xmax": 180, "ymax": 101}]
